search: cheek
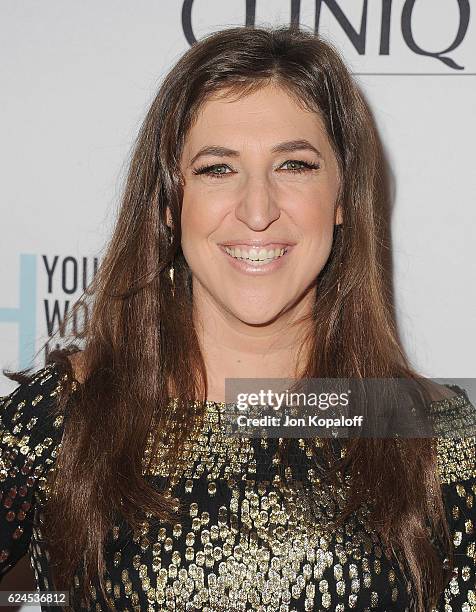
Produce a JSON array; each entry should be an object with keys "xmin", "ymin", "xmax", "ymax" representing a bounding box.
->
[
  {"xmin": 181, "ymin": 185, "xmax": 238, "ymax": 267},
  {"xmin": 290, "ymin": 175, "xmax": 338, "ymax": 218},
  {"xmin": 181, "ymin": 192, "xmax": 211, "ymax": 243},
  {"xmin": 292, "ymin": 192, "xmax": 337, "ymax": 240},
  {"xmin": 297, "ymin": 206, "xmax": 337, "ymax": 271},
  {"xmin": 180, "ymin": 192, "xmax": 224, "ymax": 271},
  {"xmin": 307, "ymin": 230, "xmax": 334, "ymax": 274}
]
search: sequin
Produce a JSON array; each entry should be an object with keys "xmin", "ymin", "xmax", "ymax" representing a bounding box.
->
[{"xmin": 1, "ymin": 363, "xmax": 476, "ymax": 610}]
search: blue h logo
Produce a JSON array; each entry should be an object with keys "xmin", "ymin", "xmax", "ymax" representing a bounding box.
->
[{"xmin": 0, "ymin": 254, "xmax": 37, "ymax": 369}]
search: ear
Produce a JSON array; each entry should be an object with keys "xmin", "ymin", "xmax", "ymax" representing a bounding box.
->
[
  {"xmin": 166, "ymin": 206, "xmax": 173, "ymax": 229},
  {"xmin": 335, "ymin": 202, "xmax": 343, "ymax": 226}
]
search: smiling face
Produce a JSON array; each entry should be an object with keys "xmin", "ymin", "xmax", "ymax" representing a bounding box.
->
[{"xmin": 176, "ymin": 83, "xmax": 343, "ymax": 326}]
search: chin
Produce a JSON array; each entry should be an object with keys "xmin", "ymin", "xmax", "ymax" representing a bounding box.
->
[{"xmin": 227, "ymin": 304, "xmax": 286, "ymax": 326}]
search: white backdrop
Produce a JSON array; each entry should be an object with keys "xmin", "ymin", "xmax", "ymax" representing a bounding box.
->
[{"xmin": 0, "ymin": 0, "xmax": 475, "ymax": 604}]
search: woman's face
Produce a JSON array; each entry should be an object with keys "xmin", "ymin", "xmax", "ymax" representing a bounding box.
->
[{"xmin": 177, "ymin": 83, "xmax": 342, "ymax": 325}]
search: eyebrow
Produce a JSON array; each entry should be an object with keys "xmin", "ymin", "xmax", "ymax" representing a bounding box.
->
[{"xmin": 189, "ymin": 139, "xmax": 323, "ymax": 166}]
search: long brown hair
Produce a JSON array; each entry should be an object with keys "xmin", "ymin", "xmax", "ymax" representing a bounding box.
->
[{"xmin": 4, "ymin": 25, "xmax": 453, "ymax": 610}]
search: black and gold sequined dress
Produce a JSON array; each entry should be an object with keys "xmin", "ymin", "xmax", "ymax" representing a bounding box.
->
[{"xmin": 1, "ymin": 363, "xmax": 475, "ymax": 611}]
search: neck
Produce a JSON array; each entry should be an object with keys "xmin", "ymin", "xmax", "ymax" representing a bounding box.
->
[{"xmin": 192, "ymin": 283, "xmax": 315, "ymax": 404}]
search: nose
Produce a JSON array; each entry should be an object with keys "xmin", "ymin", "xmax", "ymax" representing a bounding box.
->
[{"xmin": 234, "ymin": 176, "xmax": 281, "ymax": 230}]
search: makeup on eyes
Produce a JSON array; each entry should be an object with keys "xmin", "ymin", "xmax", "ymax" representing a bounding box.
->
[{"xmin": 192, "ymin": 159, "xmax": 321, "ymax": 179}]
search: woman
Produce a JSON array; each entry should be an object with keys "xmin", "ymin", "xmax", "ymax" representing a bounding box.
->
[{"xmin": 1, "ymin": 25, "xmax": 475, "ymax": 612}]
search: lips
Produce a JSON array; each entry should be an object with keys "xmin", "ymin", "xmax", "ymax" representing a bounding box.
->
[
  {"xmin": 218, "ymin": 240, "xmax": 296, "ymax": 249},
  {"xmin": 217, "ymin": 242, "xmax": 293, "ymax": 275}
]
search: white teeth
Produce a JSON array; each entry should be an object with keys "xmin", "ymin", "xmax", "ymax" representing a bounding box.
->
[{"xmin": 223, "ymin": 246, "xmax": 287, "ymax": 262}]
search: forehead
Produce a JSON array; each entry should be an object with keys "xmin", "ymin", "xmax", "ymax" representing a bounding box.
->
[{"xmin": 182, "ymin": 84, "xmax": 331, "ymax": 157}]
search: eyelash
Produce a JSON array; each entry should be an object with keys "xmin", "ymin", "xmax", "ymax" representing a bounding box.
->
[{"xmin": 192, "ymin": 159, "xmax": 321, "ymax": 179}]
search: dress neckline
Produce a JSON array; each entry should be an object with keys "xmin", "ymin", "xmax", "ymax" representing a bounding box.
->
[{"xmin": 54, "ymin": 363, "xmax": 470, "ymax": 411}]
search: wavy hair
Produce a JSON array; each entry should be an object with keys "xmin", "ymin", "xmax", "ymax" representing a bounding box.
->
[{"xmin": 4, "ymin": 25, "xmax": 453, "ymax": 611}]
